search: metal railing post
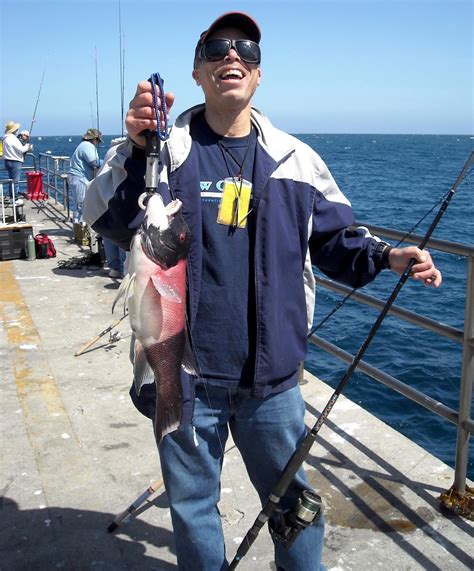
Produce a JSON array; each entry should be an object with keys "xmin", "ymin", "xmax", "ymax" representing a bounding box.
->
[
  {"xmin": 454, "ymin": 254, "xmax": 474, "ymax": 492},
  {"xmin": 46, "ymin": 155, "xmax": 52, "ymax": 197},
  {"xmin": 53, "ymin": 158, "xmax": 60, "ymax": 204}
]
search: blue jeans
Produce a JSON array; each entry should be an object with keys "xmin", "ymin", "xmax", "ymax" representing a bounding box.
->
[
  {"xmin": 4, "ymin": 159, "xmax": 22, "ymax": 197},
  {"xmin": 102, "ymin": 238, "xmax": 127, "ymax": 274},
  {"xmin": 159, "ymin": 384, "xmax": 325, "ymax": 570},
  {"xmin": 67, "ymin": 173, "xmax": 87, "ymax": 223}
]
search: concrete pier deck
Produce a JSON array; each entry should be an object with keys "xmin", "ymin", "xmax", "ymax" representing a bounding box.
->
[{"xmin": 1, "ymin": 199, "xmax": 473, "ymax": 570}]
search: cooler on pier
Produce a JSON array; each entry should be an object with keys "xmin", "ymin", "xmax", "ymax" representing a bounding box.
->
[{"xmin": 26, "ymin": 171, "xmax": 46, "ymax": 200}]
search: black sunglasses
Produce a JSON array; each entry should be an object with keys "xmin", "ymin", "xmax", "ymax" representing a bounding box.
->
[{"xmin": 199, "ymin": 39, "xmax": 261, "ymax": 64}]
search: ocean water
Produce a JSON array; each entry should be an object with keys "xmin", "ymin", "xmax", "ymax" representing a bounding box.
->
[
  {"xmin": 297, "ymin": 133, "xmax": 473, "ymax": 480},
  {"xmin": 24, "ymin": 133, "xmax": 474, "ymax": 478}
]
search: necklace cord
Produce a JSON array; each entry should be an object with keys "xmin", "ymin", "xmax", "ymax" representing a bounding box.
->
[{"xmin": 218, "ymin": 127, "xmax": 253, "ymax": 227}]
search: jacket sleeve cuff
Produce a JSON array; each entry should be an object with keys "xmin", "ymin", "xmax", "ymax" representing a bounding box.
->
[{"xmin": 373, "ymin": 241, "xmax": 393, "ymax": 271}]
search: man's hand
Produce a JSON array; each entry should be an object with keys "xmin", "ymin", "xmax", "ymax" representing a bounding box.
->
[
  {"xmin": 388, "ymin": 246, "xmax": 442, "ymax": 287},
  {"xmin": 125, "ymin": 81, "xmax": 175, "ymax": 148}
]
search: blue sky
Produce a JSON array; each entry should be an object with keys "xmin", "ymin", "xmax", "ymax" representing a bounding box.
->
[{"xmin": 1, "ymin": 0, "xmax": 472, "ymax": 135}]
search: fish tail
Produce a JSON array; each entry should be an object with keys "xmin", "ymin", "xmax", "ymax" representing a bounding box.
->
[{"xmin": 154, "ymin": 399, "xmax": 183, "ymax": 445}]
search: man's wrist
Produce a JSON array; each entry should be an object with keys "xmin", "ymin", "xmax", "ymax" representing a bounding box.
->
[
  {"xmin": 128, "ymin": 135, "xmax": 145, "ymax": 150},
  {"xmin": 128, "ymin": 136, "xmax": 146, "ymax": 159}
]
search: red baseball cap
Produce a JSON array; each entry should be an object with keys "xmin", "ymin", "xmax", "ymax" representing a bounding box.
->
[
  {"xmin": 194, "ymin": 12, "xmax": 261, "ymax": 67},
  {"xmin": 197, "ymin": 12, "xmax": 261, "ymax": 45}
]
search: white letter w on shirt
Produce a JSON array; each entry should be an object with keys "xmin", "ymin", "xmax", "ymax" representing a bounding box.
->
[{"xmin": 200, "ymin": 181, "xmax": 212, "ymax": 191}]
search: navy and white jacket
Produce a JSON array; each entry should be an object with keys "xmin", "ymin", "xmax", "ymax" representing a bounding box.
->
[{"xmin": 84, "ymin": 105, "xmax": 387, "ymax": 423}]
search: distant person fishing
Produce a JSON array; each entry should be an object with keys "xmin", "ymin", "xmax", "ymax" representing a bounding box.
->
[
  {"xmin": 84, "ymin": 11, "xmax": 442, "ymax": 570},
  {"xmin": 68, "ymin": 128, "xmax": 102, "ymax": 223},
  {"xmin": 2, "ymin": 121, "xmax": 33, "ymax": 198}
]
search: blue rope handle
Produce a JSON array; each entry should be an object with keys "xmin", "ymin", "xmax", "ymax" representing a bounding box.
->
[{"xmin": 149, "ymin": 72, "xmax": 169, "ymax": 141}]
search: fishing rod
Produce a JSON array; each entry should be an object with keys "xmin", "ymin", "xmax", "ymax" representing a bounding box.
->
[
  {"xmin": 107, "ymin": 477, "xmax": 164, "ymax": 532},
  {"xmin": 118, "ymin": 0, "xmax": 125, "ymax": 137},
  {"xmin": 74, "ymin": 313, "xmax": 129, "ymax": 357},
  {"xmin": 28, "ymin": 64, "xmax": 46, "ymax": 136},
  {"xmin": 94, "ymin": 46, "xmax": 100, "ymax": 134},
  {"xmin": 228, "ymin": 151, "xmax": 474, "ymax": 569}
]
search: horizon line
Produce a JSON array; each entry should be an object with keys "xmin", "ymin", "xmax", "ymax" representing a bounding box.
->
[{"xmin": 29, "ymin": 132, "xmax": 474, "ymax": 138}]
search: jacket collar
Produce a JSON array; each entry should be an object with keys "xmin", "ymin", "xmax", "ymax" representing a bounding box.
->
[{"xmin": 166, "ymin": 104, "xmax": 295, "ymax": 170}]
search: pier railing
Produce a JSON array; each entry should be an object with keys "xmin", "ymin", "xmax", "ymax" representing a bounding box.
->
[
  {"xmin": 0, "ymin": 152, "xmax": 71, "ymax": 218},
  {"xmin": 309, "ymin": 223, "xmax": 473, "ymax": 498},
  {"xmin": 38, "ymin": 153, "xmax": 71, "ymax": 217}
]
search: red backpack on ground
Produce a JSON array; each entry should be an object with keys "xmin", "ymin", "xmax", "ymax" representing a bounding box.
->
[{"xmin": 34, "ymin": 233, "xmax": 56, "ymax": 259}]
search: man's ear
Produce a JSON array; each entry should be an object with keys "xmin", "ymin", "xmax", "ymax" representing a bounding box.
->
[
  {"xmin": 257, "ymin": 67, "xmax": 262, "ymax": 86},
  {"xmin": 192, "ymin": 69, "xmax": 201, "ymax": 86}
]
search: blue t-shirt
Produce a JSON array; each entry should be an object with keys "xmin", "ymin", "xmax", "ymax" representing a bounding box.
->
[
  {"xmin": 190, "ymin": 112, "xmax": 257, "ymax": 385},
  {"xmin": 69, "ymin": 140, "xmax": 101, "ymax": 182}
]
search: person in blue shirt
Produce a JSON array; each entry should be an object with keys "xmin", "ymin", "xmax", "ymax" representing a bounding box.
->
[
  {"xmin": 68, "ymin": 128, "xmax": 102, "ymax": 223},
  {"xmin": 84, "ymin": 12, "xmax": 441, "ymax": 570}
]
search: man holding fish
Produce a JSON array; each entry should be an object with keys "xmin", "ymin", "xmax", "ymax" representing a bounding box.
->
[{"xmin": 84, "ymin": 11, "xmax": 441, "ymax": 571}]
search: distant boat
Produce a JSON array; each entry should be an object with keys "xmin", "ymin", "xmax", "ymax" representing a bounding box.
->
[
  {"xmin": 38, "ymin": 136, "xmax": 42, "ymax": 140},
  {"xmin": 68, "ymin": 138, "xmax": 72, "ymax": 142}
]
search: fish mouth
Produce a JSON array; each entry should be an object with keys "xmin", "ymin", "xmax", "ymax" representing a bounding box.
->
[
  {"xmin": 165, "ymin": 199, "xmax": 182, "ymax": 218},
  {"xmin": 140, "ymin": 199, "xmax": 190, "ymax": 268}
]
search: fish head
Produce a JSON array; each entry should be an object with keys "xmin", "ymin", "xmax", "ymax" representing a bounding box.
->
[{"xmin": 140, "ymin": 195, "xmax": 191, "ymax": 268}]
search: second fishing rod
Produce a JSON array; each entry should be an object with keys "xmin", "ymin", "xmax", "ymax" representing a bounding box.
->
[{"xmin": 228, "ymin": 151, "xmax": 474, "ymax": 569}]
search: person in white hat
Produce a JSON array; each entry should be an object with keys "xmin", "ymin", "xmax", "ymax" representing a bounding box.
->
[
  {"xmin": 2, "ymin": 121, "xmax": 33, "ymax": 197},
  {"xmin": 18, "ymin": 130, "xmax": 30, "ymax": 143}
]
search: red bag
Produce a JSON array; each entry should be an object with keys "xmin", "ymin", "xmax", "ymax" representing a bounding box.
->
[{"xmin": 34, "ymin": 233, "xmax": 56, "ymax": 258}]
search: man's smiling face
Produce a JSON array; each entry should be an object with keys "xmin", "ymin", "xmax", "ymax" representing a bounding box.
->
[{"xmin": 192, "ymin": 26, "xmax": 261, "ymax": 112}]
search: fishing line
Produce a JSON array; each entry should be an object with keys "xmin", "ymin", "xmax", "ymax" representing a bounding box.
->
[{"xmin": 228, "ymin": 151, "xmax": 474, "ymax": 568}]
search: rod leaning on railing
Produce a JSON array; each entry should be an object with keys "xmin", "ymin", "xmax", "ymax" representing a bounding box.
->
[
  {"xmin": 326, "ymin": 226, "xmax": 473, "ymax": 492},
  {"xmin": 229, "ymin": 152, "xmax": 474, "ymax": 568}
]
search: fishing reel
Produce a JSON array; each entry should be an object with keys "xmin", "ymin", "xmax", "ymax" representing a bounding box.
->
[{"xmin": 269, "ymin": 490, "xmax": 322, "ymax": 549}]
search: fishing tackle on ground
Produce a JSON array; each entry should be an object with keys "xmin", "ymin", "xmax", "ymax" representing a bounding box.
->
[{"xmin": 228, "ymin": 151, "xmax": 474, "ymax": 569}]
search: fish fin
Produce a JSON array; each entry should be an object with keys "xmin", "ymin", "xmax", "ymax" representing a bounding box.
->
[
  {"xmin": 150, "ymin": 274, "xmax": 183, "ymax": 303},
  {"xmin": 132, "ymin": 339, "xmax": 155, "ymax": 395},
  {"xmin": 112, "ymin": 273, "xmax": 135, "ymax": 315},
  {"xmin": 154, "ymin": 399, "xmax": 183, "ymax": 445},
  {"xmin": 181, "ymin": 330, "xmax": 198, "ymax": 375}
]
